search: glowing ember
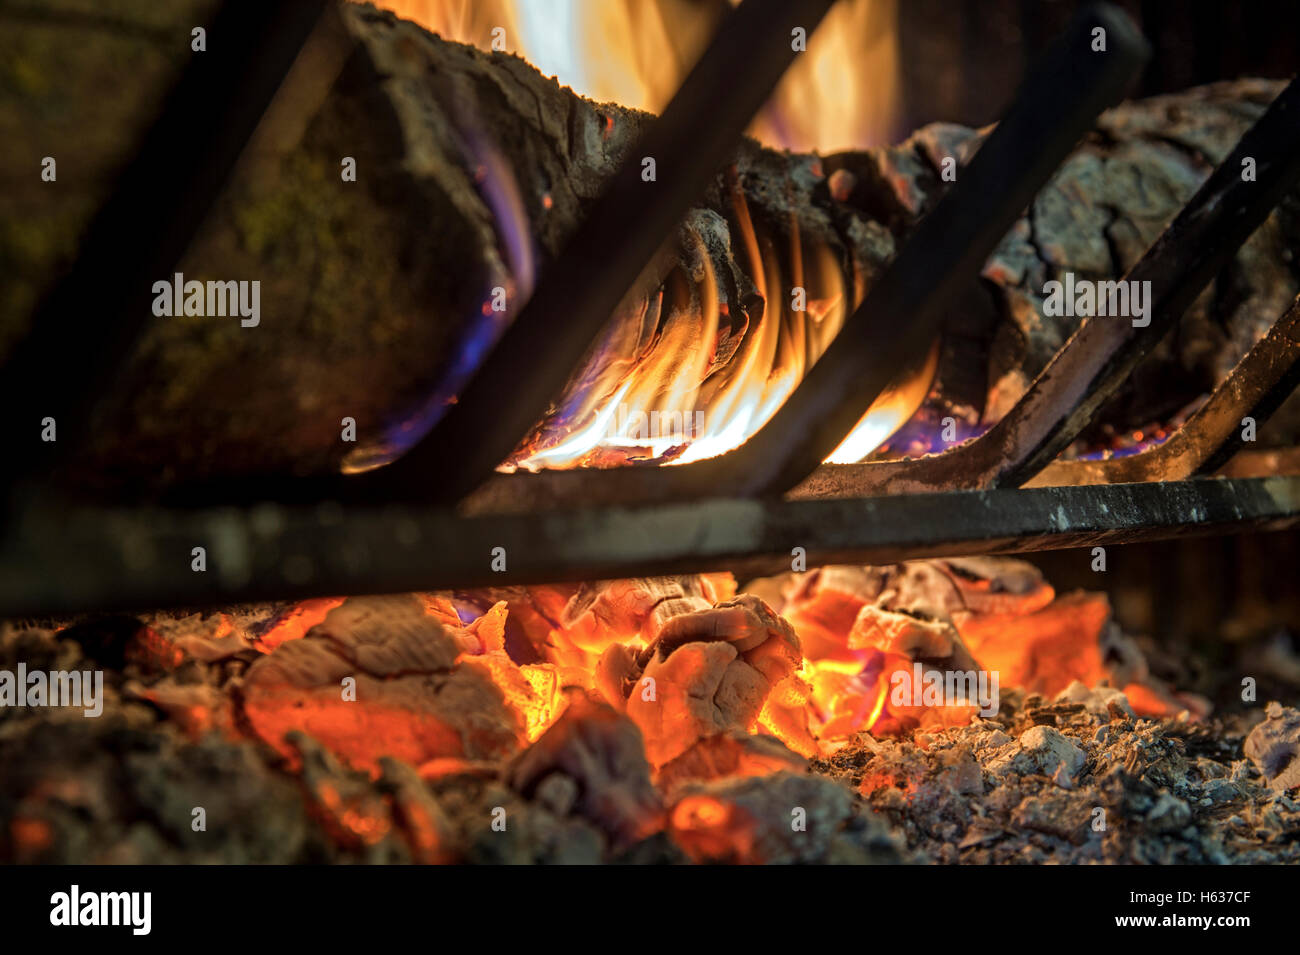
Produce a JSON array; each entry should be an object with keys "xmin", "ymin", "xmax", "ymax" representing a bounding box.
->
[
  {"xmin": 13, "ymin": 555, "xmax": 1234, "ymax": 865},
  {"xmin": 200, "ymin": 558, "xmax": 1199, "ymax": 788},
  {"xmin": 255, "ymin": 597, "xmax": 346, "ymax": 652}
]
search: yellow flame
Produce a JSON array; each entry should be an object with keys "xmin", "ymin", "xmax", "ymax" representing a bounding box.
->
[
  {"xmin": 749, "ymin": 0, "xmax": 902, "ymax": 152},
  {"xmin": 510, "ymin": 182, "xmax": 878, "ymax": 470},
  {"xmin": 376, "ymin": 0, "xmax": 900, "ymax": 152},
  {"xmin": 373, "ymin": 0, "xmax": 921, "ymax": 470},
  {"xmin": 825, "ymin": 338, "xmax": 940, "ymax": 464}
]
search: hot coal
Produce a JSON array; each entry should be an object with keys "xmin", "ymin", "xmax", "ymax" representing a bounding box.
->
[{"xmin": 2, "ymin": 556, "xmax": 1298, "ymax": 864}]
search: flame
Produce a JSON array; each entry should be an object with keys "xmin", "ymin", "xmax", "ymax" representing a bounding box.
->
[
  {"xmin": 748, "ymin": 0, "xmax": 902, "ymax": 152},
  {"xmin": 508, "ymin": 182, "xmax": 936, "ymax": 470},
  {"xmin": 372, "ymin": 0, "xmax": 921, "ymax": 470},
  {"xmin": 382, "ymin": 0, "xmax": 900, "ymax": 151},
  {"xmin": 826, "ymin": 338, "xmax": 940, "ymax": 464}
]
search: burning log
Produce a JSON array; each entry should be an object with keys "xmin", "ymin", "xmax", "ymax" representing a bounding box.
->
[{"xmin": 10, "ymin": 3, "xmax": 1300, "ymax": 488}]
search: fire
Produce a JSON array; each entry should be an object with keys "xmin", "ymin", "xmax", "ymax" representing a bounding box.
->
[
  {"xmin": 380, "ymin": 1, "xmax": 901, "ymax": 151},
  {"xmin": 749, "ymin": 0, "xmax": 902, "ymax": 153},
  {"xmin": 826, "ymin": 339, "xmax": 939, "ymax": 464},
  {"xmin": 370, "ymin": 0, "xmax": 922, "ymax": 469},
  {"xmin": 351, "ymin": 561, "xmax": 1194, "ymax": 767},
  {"xmin": 506, "ymin": 175, "xmax": 937, "ymax": 470},
  {"xmin": 123, "ymin": 559, "xmax": 1213, "ymax": 865}
]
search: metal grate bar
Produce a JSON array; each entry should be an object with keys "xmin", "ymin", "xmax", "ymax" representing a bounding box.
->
[
  {"xmin": 3, "ymin": 475, "xmax": 1299, "ymax": 618},
  {"xmin": 454, "ymin": 4, "xmax": 1150, "ymax": 514},
  {"xmin": 1025, "ymin": 295, "xmax": 1300, "ymax": 487},
  {"xmin": 351, "ymin": 0, "xmax": 837, "ymax": 506}
]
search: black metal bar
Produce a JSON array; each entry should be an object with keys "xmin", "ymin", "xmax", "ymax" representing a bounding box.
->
[
  {"xmin": 445, "ymin": 3, "xmax": 1149, "ymax": 512},
  {"xmin": 354, "ymin": 0, "xmax": 835, "ymax": 505},
  {"xmin": 4, "ymin": 475, "xmax": 1299, "ymax": 618},
  {"xmin": 436, "ymin": 3, "xmax": 1149, "ymax": 519},
  {"xmin": 0, "ymin": 0, "xmax": 334, "ymax": 509},
  {"xmin": 715, "ymin": 2, "xmax": 1149, "ymax": 497},
  {"xmin": 465, "ymin": 281, "xmax": 1300, "ymax": 507},
  {"xmin": 1024, "ymin": 294, "xmax": 1300, "ymax": 486},
  {"xmin": 788, "ymin": 78, "xmax": 1300, "ymax": 500},
  {"xmin": 991, "ymin": 74, "xmax": 1300, "ymax": 488}
]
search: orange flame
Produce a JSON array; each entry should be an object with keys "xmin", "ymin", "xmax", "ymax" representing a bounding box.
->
[
  {"xmin": 381, "ymin": 0, "xmax": 900, "ymax": 151},
  {"xmin": 373, "ymin": 0, "xmax": 923, "ymax": 469}
]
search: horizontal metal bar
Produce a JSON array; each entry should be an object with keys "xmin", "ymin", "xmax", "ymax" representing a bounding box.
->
[
  {"xmin": 4, "ymin": 476, "xmax": 1299, "ymax": 618},
  {"xmin": 462, "ymin": 282, "xmax": 1300, "ymax": 513}
]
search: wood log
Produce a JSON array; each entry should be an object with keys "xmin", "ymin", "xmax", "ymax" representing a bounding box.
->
[
  {"xmin": 3, "ymin": 1, "xmax": 1297, "ymax": 493},
  {"xmin": 840, "ymin": 79, "xmax": 1300, "ymax": 443}
]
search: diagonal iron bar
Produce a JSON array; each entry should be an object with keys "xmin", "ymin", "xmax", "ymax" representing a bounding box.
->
[
  {"xmin": 1024, "ymin": 294, "xmax": 1300, "ymax": 487},
  {"xmin": 453, "ymin": 3, "xmax": 1148, "ymax": 514},
  {"xmin": 705, "ymin": 3, "xmax": 1148, "ymax": 498},
  {"xmin": 157, "ymin": 2, "xmax": 1146, "ymax": 514},
  {"xmin": 356, "ymin": 0, "xmax": 836, "ymax": 506},
  {"xmin": 460, "ymin": 280, "xmax": 1300, "ymax": 513},
  {"xmin": 991, "ymin": 75, "xmax": 1300, "ymax": 489},
  {"xmin": 789, "ymin": 76, "xmax": 1300, "ymax": 500}
]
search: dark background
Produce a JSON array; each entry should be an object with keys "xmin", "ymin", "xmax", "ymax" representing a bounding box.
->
[{"xmin": 896, "ymin": 0, "xmax": 1300, "ymax": 136}]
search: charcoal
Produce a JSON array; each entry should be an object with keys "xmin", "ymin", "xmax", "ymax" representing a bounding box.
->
[
  {"xmin": 1244, "ymin": 702, "xmax": 1300, "ymax": 793},
  {"xmin": 4, "ymin": 563, "xmax": 1300, "ymax": 864},
  {"xmin": 240, "ymin": 594, "xmax": 523, "ymax": 771},
  {"xmin": 506, "ymin": 697, "xmax": 663, "ymax": 848}
]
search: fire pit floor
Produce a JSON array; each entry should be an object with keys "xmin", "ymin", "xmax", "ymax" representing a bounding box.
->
[{"xmin": 2, "ymin": 560, "xmax": 1298, "ymax": 865}]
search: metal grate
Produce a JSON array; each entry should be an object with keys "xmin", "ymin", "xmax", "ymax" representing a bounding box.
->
[{"xmin": 3, "ymin": 1, "xmax": 1300, "ymax": 618}]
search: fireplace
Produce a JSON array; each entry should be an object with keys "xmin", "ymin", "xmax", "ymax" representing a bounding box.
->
[{"xmin": 3, "ymin": 0, "xmax": 1300, "ymax": 871}]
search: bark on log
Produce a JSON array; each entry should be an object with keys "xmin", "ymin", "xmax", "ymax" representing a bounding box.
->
[
  {"xmin": 840, "ymin": 79, "xmax": 1300, "ymax": 441},
  {"xmin": 3, "ymin": 1, "xmax": 1297, "ymax": 493}
]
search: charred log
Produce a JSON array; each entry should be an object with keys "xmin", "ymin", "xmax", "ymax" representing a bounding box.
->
[{"xmin": 3, "ymin": 2, "xmax": 1298, "ymax": 491}]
